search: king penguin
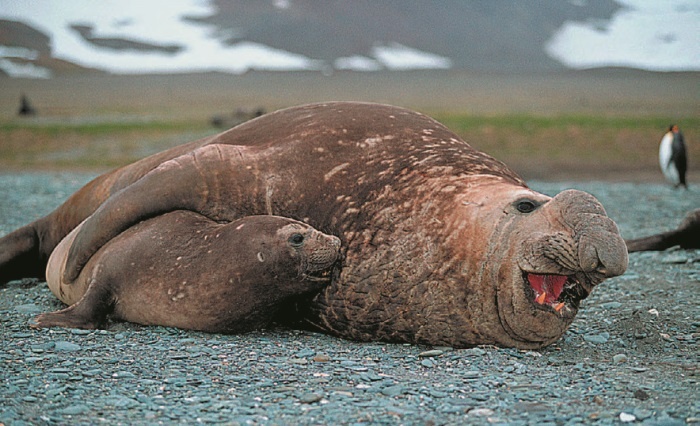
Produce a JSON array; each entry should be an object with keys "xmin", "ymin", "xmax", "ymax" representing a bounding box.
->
[{"xmin": 659, "ymin": 124, "xmax": 688, "ymax": 189}]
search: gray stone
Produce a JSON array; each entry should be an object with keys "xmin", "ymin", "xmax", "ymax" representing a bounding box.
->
[
  {"xmin": 418, "ymin": 350, "xmax": 444, "ymax": 357},
  {"xmin": 58, "ymin": 404, "xmax": 90, "ymax": 415},
  {"xmin": 421, "ymin": 359, "xmax": 435, "ymax": 368},
  {"xmin": 583, "ymin": 333, "xmax": 610, "ymax": 344},
  {"xmin": 15, "ymin": 304, "xmax": 42, "ymax": 314},
  {"xmin": 54, "ymin": 341, "xmax": 81, "ymax": 352},
  {"xmin": 298, "ymin": 393, "xmax": 323, "ymax": 404},
  {"xmin": 613, "ymin": 354, "xmax": 628, "ymax": 363}
]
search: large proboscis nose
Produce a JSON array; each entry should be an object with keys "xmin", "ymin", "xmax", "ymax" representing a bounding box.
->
[
  {"xmin": 552, "ymin": 190, "xmax": 628, "ymax": 279},
  {"xmin": 577, "ymin": 215, "xmax": 629, "ymax": 278}
]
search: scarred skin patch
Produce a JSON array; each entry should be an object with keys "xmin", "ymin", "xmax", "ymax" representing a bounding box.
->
[{"xmin": 324, "ymin": 163, "xmax": 350, "ymax": 181}]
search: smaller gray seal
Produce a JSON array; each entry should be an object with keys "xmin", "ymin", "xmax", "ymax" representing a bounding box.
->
[{"xmin": 34, "ymin": 212, "xmax": 341, "ymax": 333}]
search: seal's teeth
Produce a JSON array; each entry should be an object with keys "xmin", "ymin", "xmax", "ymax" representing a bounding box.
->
[
  {"xmin": 553, "ymin": 302, "xmax": 565, "ymax": 313},
  {"xmin": 535, "ymin": 292, "xmax": 547, "ymax": 305}
]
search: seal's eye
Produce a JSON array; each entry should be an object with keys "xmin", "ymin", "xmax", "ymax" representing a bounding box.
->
[
  {"xmin": 515, "ymin": 199, "xmax": 538, "ymax": 214},
  {"xmin": 289, "ymin": 233, "xmax": 305, "ymax": 247}
]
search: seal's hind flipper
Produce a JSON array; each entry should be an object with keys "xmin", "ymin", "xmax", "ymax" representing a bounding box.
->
[
  {"xmin": 30, "ymin": 306, "xmax": 103, "ymax": 330},
  {"xmin": 30, "ymin": 283, "xmax": 113, "ymax": 330}
]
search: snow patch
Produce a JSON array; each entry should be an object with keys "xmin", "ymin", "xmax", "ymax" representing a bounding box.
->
[
  {"xmin": 0, "ymin": 46, "xmax": 40, "ymax": 60},
  {"xmin": 0, "ymin": 59, "xmax": 51, "ymax": 79},
  {"xmin": 545, "ymin": 0, "xmax": 700, "ymax": 71},
  {"xmin": 372, "ymin": 43, "xmax": 452, "ymax": 71},
  {"xmin": 334, "ymin": 56, "xmax": 382, "ymax": 72},
  {"xmin": 0, "ymin": 0, "xmax": 322, "ymax": 75}
]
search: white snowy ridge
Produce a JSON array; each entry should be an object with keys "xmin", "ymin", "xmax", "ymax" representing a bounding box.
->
[{"xmin": 0, "ymin": 0, "xmax": 698, "ymax": 78}]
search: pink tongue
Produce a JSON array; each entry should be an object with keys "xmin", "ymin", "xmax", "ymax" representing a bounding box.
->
[{"xmin": 528, "ymin": 274, "xmax": 567, "ymax": 304}]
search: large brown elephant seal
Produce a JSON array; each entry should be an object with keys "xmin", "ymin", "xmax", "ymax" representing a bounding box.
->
[
  {"xmin": 34, "ymin": 213, "xmax": 340, "ymax": 332},
  {"xmin": 0, "ymin": 102, "xmax": 628, "ymax": 348},
  {"xmin": 626, "ymin": 209, "xmax": 700, "ymax": 252}
]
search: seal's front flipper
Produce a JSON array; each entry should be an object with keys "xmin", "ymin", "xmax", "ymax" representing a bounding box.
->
[
  {"xmin": 30, "ymin": 282, "xmax": 113, "ymax": 330},
  {"xmin": 63, "ymin": 144, "xmax": 250, "ymax": 283}
]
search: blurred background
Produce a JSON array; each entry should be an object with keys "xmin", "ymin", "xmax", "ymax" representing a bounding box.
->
[{"xmin": 0, "ymin": 0, "xmax": 698, "ymax": 181}]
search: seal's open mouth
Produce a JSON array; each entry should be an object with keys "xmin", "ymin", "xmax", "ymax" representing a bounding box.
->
[{"xmin": 524, "ymin": 273, "xmax": 589, "ymax": 314}]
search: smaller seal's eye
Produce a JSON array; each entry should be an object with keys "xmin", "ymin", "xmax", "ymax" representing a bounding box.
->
[
  {"xmin": 289, "ymin": 233, "xmax": 305, "ymax": 247},
  {"xmin": 516, "ymin": 199, "xmax": 538, "ymax": 214}
]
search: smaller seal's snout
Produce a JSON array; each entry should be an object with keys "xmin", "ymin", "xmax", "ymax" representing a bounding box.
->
[{"xmin": 305, "ymin": 232, "xmax": 342, "ymax": 272}]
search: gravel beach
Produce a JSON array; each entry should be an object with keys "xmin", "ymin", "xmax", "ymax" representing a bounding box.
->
[{"xmin": 0, "ymin": 172, "xmax": 698, "ymax": 425}]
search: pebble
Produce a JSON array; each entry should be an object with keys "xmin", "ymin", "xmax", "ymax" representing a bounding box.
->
[
  {"xmin": 613, "ymin": 354, "xmax": 628, "ymax": 363},
  {"xmin": 54, "ymin": 341, "xmax": 81, "ymax": 352},
  {"xmin": 112, "ymin": 371, "xmax": 137, "ymax": 379},
  {"xmin": 583, "ymin": 332, "xmax": 610, "ymax": 344},
  {"xmin": 295, "ymin": 348, "xmax": 315, "ymax": 357},
  {"xmin": 646, "ymin": 416, "xmax": 686, "ymax": 426},
  {"xmin": 418, "ymin": 350, "xmax": 443, "ymax": 357},
  {"xmin": 620, "ymin": 412, "xmax": 636, "ymax": 422},
  {"xmin": 469, "ymin": 408, "xmax": 494, "ymax": 416},
  {"xmin": 58, "ymin": 404, "xmax": 90, "ymax": 415},
  {"xmin": 298, "ymin": 393, "xmax": 323, "ymax": 404},
  {"xmin": 600, "ymin": 302, "xmax": 623, "ymax": 309},
  {"xmin": 380, "ymin": 385, "xmax": 405, "ymax": 397},
  {"xmin": 15, "ymin": 304, "xmax": 42, "ymax": 314},
  {"xmin": 359, "ymin": 372, "xmax": 382, "ymax": 382},
  {"xmin": 108, "ymin": 396, "xmax": 139, "ymax": 408},
  {"xmin": 661, "ymin": 254, "xmax": 688, "ymax": 264},
  {"xmin": 463, "ymin": 348, "xmax": 487, "ymax": 356},
  {"xmin": 634, "ymin": 389, "xmax": 650, "ymax": 400},
  {"xmin": 82, "ymin": 369, "xmax": 103, "ymax": 377},
  {"xmin": 462, "ymin": 371, "xmax": 481, "ymax": 379},
  {"xmin": 169, "ymin": 353, "xmax": 190, "ymax": 359},
  {"xmin": 633, "ymin": 408, "xmax": 653, "ymax": 420}
]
